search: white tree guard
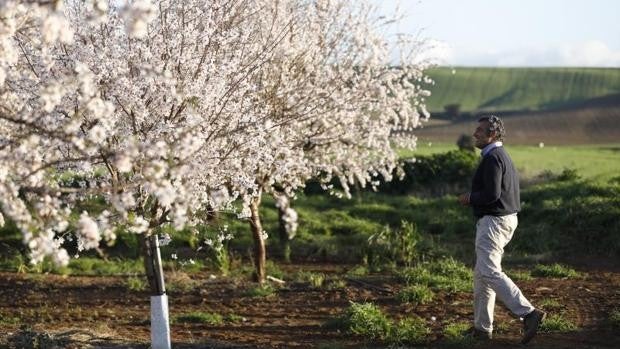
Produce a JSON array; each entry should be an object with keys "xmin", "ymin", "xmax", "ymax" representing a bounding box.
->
[{"xmin": 151, "ymin": 295, "xmax": 171, "ymax": 349}]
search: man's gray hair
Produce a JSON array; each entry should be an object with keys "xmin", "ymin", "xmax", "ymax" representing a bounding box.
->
[{"xmin": 478, "ymin": 115, "xmax": 505, "ymax": 141}]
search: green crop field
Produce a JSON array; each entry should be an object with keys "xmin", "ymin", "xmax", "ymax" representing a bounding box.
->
[
  {"xmin": 424, "ymin": 67, "xmax": 620, "ymax": 112},
  {"xmin": 399, "ymin": 143, "xmax": 620, "ymax": 183}
]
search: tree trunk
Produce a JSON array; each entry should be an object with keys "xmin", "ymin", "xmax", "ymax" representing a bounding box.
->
[
  {"xmin": 141, "ymin": 233, "xmax": 166, "ymax": 295},
  {"xmin": 249, "ymin": 194, "xmax": 266, "ymax": 283},
  {"xmin": 140, "ymin": 232, "xmax": 171, "ymax": 349}
]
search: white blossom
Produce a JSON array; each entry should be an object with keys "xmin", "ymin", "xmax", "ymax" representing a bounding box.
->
[
  {"xmin": 42, "ymin": 14, "xmax": 74, "ymax": 44},
  {"xmin": 122, "ymin": 0, "xmax": 157, "ymax": 38},
  {"xmin": 130, "ymin": 216, "xmax": 150, "ymax": 234},
  {"xmin": 77, "ymin": 212, "xmax": 101, "ymax": 251}
]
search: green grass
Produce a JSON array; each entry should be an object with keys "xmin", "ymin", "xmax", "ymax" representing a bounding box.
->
[
  {"xmin": 531, "ymin": 264, "xmax": 580, "ymax": 278},
  {"xmin": 346, "ymin": 265, "xmax": 369, "ymax": 277},
  {"xmin": 125, "ymin": 276, "xmax": 147, "ymax": 291},
  {"xmin": 224, "ymin": 313, "xmax": 245, "ymax": 323},
  {"xmin": 174, "ymin": 312, "xmax": 224, "ymax": 325},
  {"xmin": 400, "ymin": 144, "xmax": 620, "ymax": 184},
  {"xmin": 397, "ymin": 285, "xmax": 434, "ymax": 305},
  {"xmin": 326, "ymin": 302, "xmax": 430, "ymax": 344},
  {"xmin": 539, "ymin": 298, "xmax": 563, "ymax": 310},
  {"xmin": 442, "ymin": 322, "xmax": 475, "ymax": 347},
  {"xmin": 505, "ymin": 269, "xmax": 533, "ymax": 281},
  {"xmin": 391, "ymin": 317, "xmax": 431, "ymax": 345},
  {"xmin": 425, "ymin": 67, "xmax": 620, "ymax": 112},
  {"xmin": 397, "ymin": 258, "xmax": 473, "ymax": 293},
  {"xmin": 539, "ymin": 313, "xmax": 577, "ymax": 333},
  {"xmin": 294, "ymin": 271, "xmax": 326, "ymax": 288}
]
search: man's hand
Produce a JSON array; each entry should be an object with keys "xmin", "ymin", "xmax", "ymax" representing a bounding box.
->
[{"xmin": 458, "ymin": 193, "xmax": 470, "ymax": 206}]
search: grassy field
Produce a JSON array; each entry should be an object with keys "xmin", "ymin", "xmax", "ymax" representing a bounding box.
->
[
  {"xmin": 424, "ymin": 67, "xmax": 620, "ymax": 112},
  {"xmin": 400, "ymin": 143, "xmax": 620, "ymax": 183}
]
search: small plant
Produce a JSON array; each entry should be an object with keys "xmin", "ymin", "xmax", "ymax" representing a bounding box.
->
[
  {"xmin": 0, "ymin": 314, "xmax": 20, "ymax": 325},
  {"xmin": 327, "ymin": 302, "xmax": 392, "ymax": 341},
  {"xmin": 175, "ymin": 312, "xmax": 223, "ymax": 325},
  {"xmin": 539, "ymin": 313, "xmax": 577, "ymax": 333},
  {"xmin": 346, "ymin": 265, "xmax": 369, "ymax": 277},
  {"xmin": 327, "ymin": 278, "xmax": 347, "ymax": 290},
  {"xmin": 224, "ymin": 313, "xmax": 244, "ymax": 323},
  {"xmin": 242, "ymin": 284, "xmax": 276, "ymax": 298},
  {"xmin": 366, "ymin": 220, "xmax": 420, "ymax": 269},
  {"xmin": 442, "ymin": 322, "xmax": 475, "ymax": 346},
  {"xmin": 608, "ymin": 309, "xmax": 620, "ymax": 328},
  {"xmin": 397, "ymin": 285, "xmax": 434, "ymax": 305},
  {"xmin": 557, "ymin": 168, "xmax": 580, "ymax": 181},
  {"xmin": 346, "ymin": 302, "xmax": 392, "ymax": 340},
  {"xmin": 295, "ymin": 271, "xmax": 326, "ymax": 288},
  {"xmin": 126, "ymin": 276, "xmax": 147, "ymax": 291},
  {"xmin": 539, "ymin": 298, "xmax": 562, "ymax": 310},
  {"xmin": 532, "ymin": 264, "xmax": 580, "ymax": 278},
  {"xmin": 390, "ymin": 316, "xmax": 431, "ymax": 345}
]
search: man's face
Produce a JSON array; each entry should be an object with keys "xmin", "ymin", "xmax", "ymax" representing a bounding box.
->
[{"xmin": 473, "ymin": 120, "xmax": 495, "ymax": 149}]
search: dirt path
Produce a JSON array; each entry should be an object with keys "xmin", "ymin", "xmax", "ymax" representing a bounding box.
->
[{"xmin": 1, "ymin": 267, "xmax": 619, "ymax": 348}]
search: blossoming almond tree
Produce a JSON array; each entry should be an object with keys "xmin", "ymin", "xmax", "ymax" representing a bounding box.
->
[
  {"xmin": 243, "ymin": 0, "xmax": 433, "ymax": 280},
  {"xmin": 1, "ymin": 0, "xmax": 304, "ymax": 347},
  {"xmin": 1, "ymin": 0, "xmax": 435, "ymax": 345}
]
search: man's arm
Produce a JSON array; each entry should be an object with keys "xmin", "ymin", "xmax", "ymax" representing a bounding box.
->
[{"xmin": 469, "ymin": 156, "xmax": 503, "ymax": 206}]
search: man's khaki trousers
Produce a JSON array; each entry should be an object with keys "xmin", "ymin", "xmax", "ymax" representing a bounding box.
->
[{"xmin": 474, "ymin": 214, "xmax": 534, "ymax": 333}]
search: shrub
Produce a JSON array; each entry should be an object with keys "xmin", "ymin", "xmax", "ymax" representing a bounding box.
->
[
  {"xmin": 531, "ymin": 264, "xmax": 580, "ymax": 278},
  {"xmin": 557, "ymin": 168, "xmax": 581, "ymax": 181},
  {"xmin": 456, "ymin": 134, "xmax": 475, "ymax": 151},
  {"xmin": 515, "ymin": 181, "xmax": 620, "ymax": 257},
  {"xmin": 367, "ymin": 220, "xmax": 420, "ymax": 269},
  {"xmin": 444, "ymin": 103, "xmax": 461, "ymax": 119},
  {"xmin": 397, "ymin": 285, "xmax": 434, "ymax": 305},
  {"xmin": 375, "ymin": 150, "xmax": 479, "ymax": 195}
]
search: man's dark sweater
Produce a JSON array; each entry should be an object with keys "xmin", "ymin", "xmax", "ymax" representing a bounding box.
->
[{"xmin": 470, "ymin": 146, "xmax": 520, "ymax": 218}]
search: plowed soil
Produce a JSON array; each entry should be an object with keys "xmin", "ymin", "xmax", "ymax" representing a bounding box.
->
[
  {"xmin": 415, "ymin": 96, "xmax": 620, "ymax": 145},
  {"xmin": 1, "ymin": 264, "xmax": 619, "ymax": 348}
]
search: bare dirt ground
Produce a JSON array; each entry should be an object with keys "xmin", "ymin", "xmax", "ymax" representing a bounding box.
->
[
  {"xmin": 415, "ymin": 95, "xmax": 620, "ymax": 145},
  {"xmin": 1, "ymin": 264, "xmax": 619, "ymax": 348}
]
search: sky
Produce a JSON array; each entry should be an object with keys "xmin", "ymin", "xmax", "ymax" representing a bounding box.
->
[{"xmin": 371, "ymin": 0, "xmax": 620, "ymax": 67}]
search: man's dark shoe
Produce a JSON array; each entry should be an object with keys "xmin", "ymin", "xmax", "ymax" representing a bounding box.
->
[
  {"xmin": 463, "ymin": 326, "xmax": 492, "ymax": 341},
  {"xmin": 521, "ymin": 309, "xmax": 547, "ymax": 344}
]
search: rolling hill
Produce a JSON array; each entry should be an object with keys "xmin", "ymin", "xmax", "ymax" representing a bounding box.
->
[{"xmin": 424, "ymin": 67, "xmax": 620, "ymax": 113}]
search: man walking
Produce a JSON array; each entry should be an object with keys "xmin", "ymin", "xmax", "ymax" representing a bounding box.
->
[{"xmin": 458, "ymin": 115, "xmax": 546, "ymax": 344}]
